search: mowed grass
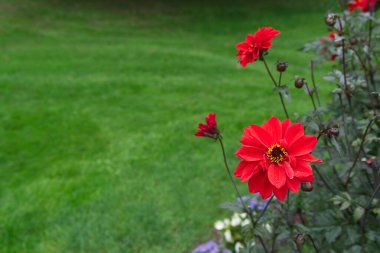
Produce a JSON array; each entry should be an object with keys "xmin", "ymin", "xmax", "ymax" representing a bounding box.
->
[{"xmin": 0, "ymin": 0, "xmax": 336, "ymax": 252}]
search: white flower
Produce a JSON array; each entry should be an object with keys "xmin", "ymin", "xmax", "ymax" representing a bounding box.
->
[
  {"xmin": 241, "ymin": 219, "xmax": 250, "ymax": 226},
  {"xmin": 224, "ymin": 230, "xmax": 233, "ymax": 243},
  {"xmin": 234, "ymin": 242, "xmax": 244, "ymax": 253},
  {"xmin": 223, "ymin": 218, "xmax": 230, "ymax": 227},
  {"xmin": 240, "ymin": 213, "xmax": 247, "ymax": 219},
  {"xmin": 231, "ymin": 213, "xmax": 242, "ymax": 227},
  {"xmin": 214, "ymin": 220, "xmax": 225, "ymax": 230}
]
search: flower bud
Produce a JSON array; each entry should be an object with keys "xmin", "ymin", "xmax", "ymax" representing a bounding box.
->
[
  {"xmin": 293, "ymin": 233, "xmax": 304, "ymax": 246},
  {"xmin": 294, "ymin": 77, "xmax": 305, "ymax": 89},
  {"xmin": 325, "ymin": 13, "xmax": 337, "ymax": 27},
  {"xmin": 301, "ymin": 182, "xmax": 313, "ymax": 192},
  {"xmin": 276, "ymin": 61, "xmax": 288, "ymax": 72},
  {"xmin": 349, "ymin": 37, "xmax": 357, "ymax": 46},
  {"xmin": 328, "ymin": 127, "xmax": 339, "ymax": 137}
]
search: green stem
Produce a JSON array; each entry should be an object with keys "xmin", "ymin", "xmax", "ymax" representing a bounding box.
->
[
  {"xmin": 253, "ymin": 195, "xmax": 274, "ymax": 226},
  {"xmin": 218, "ymin": 137, "xmax": 269, "ymax": 253},
  {"xmin": 310, "ymin": 61, "xmax": 321, "ymax": 107},
  {"xmin": 262, "ymin": 57, "xmax": 290, "ymax": 119},
  {"xmin": 344, "ymin": 119, "xmax": 374, "ymax": 185},
  {"xmin": 307, "ymin": 234, "xmax": 320, "ymax": 253},
  {"xmin": 305, "ymin": 84, "xmax": 317, "ymax": 111}
]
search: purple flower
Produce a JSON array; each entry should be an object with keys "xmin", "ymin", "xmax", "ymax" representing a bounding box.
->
[
  {"xmin": 193, "ymin": 240, "xmax": 220, "ymax": 253},
  {"xmin": 243, "ymin": 195, "xmax": 268, "ymax": 211}
]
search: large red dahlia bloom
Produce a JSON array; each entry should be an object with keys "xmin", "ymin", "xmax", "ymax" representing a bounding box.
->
[
  {"xmin": 195, "ymin": 113, "xmax": 220, "ymax": 139},
  {"xmin": 236, "ymin": 27, "xmax": 280, "ymax": 67},
  {"xmin": 348, "ymin": 0, "xmax": 378, "ymax": 12},
  {"xmin": 234, "ymin": 116, "xmax": 322, "ymax": 201}
]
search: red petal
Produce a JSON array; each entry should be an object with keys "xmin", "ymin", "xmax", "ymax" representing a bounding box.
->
[
  {"xmin": 241, "ymin": 128, "xmax": 268, "ymax": 151},
  {"xmin": 234, "ymin": 161, "xmax": 249, "ymax": 177},
  {"xmin": 281, "ymin": 119, "xmax": 291, "ymax": 138},
  {"xmin": 284, "ymin": 123, "xmax": 304, "ymax": 146},
  {"xmin": 249, "ymin": 125, "xmax": 274, "ymax": 148},
  {"xmin": 288, "ymin": 135, "xmax": 318, "ymax": 156},
  {"xmin": 287, "ymin": 178, "xmax": 300, "ymax": 193},
  {"xmin": 251, "ymin": 48, "xmax": 260, "ymax": 61},
  {"xmin": 235, "ymin": 146, "xmax": 264, "ymax": 161},
  {"xmin": 262, "ymin": 116, "xmax": 282, "ymax": 142},
  {"xmin": 246, "ymin": 34, "xmax": 256, "ymax": 44},
  {"xmin": 301, "ymin": 174, "xmax": 315, "ymax": 182},
  {"xmin": 253, "ymin": 27, "xmax": 280, "ymax": 44},
  {"xmin": 297, "ymin": 154, "xmax": 322, "ymax": 163},
  {"xmin": 268, "ymin": 164, "xmax": 287, "ymax": 189},
  {"xmin": 241, "ymin": 163, "xmax": 262, "ymax": 182},
  {"xmin": 248, "ymin": 171, "xmax": 273, "ymax": 199},
  {"xmin": 236, "ymin": 42, "xmax": 250, "ymax": 51},
  {"xmin": 273, "ymin": 186, "xmax": 288, "ymax": 201},
  {"xmin": 283, "ymin": 161, "xmax": 294, "ymax": 179},
  {"xmin": 294, "ymin": 161, "xmax": 313, "ymax": 178},
  {"xmin": 205, "ymin": 113, "xmax": 216, "ymax": 127},
  {"xmin": 260, "ymin": 41, "xmax": 273, "ymax": 49}
]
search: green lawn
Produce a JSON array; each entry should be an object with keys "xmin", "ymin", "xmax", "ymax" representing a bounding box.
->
[{"xmin": 0, "ymin": 0, "xmax": 336, "ymax": 252}]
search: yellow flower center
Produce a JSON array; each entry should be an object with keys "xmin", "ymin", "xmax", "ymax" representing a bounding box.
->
[{"xmin": 266, "ymin": 144, "xmax": 287, "ymax": 163}]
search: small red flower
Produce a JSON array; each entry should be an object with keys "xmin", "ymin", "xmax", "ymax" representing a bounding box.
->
[
  {"xmin": 195, "ymin": 113, "xmax": 220, "ymax": 139},
  {"xmin": 348, "ymin": 0, "xmax": 378, "ymax": 12},
  {"xmin": 236, "ymin": 27, "xmax": 280, "ymax": 67},
  {"xmin": 234, "ymin": 116, "xmax": 322, "ymax": 201}
]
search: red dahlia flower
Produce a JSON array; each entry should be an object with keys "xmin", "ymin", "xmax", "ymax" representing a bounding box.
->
[
  {"xmin": 195, "ymin": 113, "xmax": 220, "ymax": 139},
  {"xmin": 348, "ymin": 0, "xmax": 378, "ymax": 12},
  {"xmin": 234, "ymin": 116, "xmax": 322, "ymax": 201},
  {"xmin": 236, "ymin": 27, "xmax": 280, "ymax": 67}
]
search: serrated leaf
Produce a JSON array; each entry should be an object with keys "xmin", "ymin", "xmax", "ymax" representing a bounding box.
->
[
  {"xmin": 325, "ymin": 226, "xmax": 342, "ymax": 243},
  {"xmin": 241, "ymin": 224, "xmax": 254, "ymax": 242}
]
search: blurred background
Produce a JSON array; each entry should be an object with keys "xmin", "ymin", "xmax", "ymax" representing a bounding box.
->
[{"xmin": 0, "ymin": 0, "xmax": 337, "ymax": 252}]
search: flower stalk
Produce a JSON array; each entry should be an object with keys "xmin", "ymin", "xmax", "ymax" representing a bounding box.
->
[
  {"xmin": 218, "ymin": 137, "xmax": 269, "ymax": 253},
  {"xmin": 262, "ymin": 57, "xmax": 290, "ymax": 118}
]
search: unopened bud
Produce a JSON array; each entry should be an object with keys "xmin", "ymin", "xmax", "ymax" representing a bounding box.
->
[
  {"xmin": 276, "ymin": 61, "xmax": 288, "ymax": 73},
  {"xmin": 293, "ymin": 233, "xmax": 304, "ymax": 246},
  {"xmin": 294, "ymin": 77, "xmax": 305, "ymax": 89},
  {"xmin": 328, "ymin": 127, "xmax": 339, "ymax": 137},
  {"xmin": 301, "ymin": 182, "xmax": 313, "ymax": 192},
  {"xmin": 325, "ymin": 13, "xmax": 337, "ymax": 27},
  {"xmin": 349, "ymin": 37, "xmax": 357, "ymax": 46}
]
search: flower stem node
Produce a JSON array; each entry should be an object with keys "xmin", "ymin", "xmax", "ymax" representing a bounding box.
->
[
  {"xmin": 294, "ymin": 77, "xmax": 305, "ymax": 89},
  {"xmin": 276, "ymin": 61, "xmax": 288, "ymax": 72},
  {"xmin": 301, "ymin": 182, "xmax": 314, "ymax": 192}
]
